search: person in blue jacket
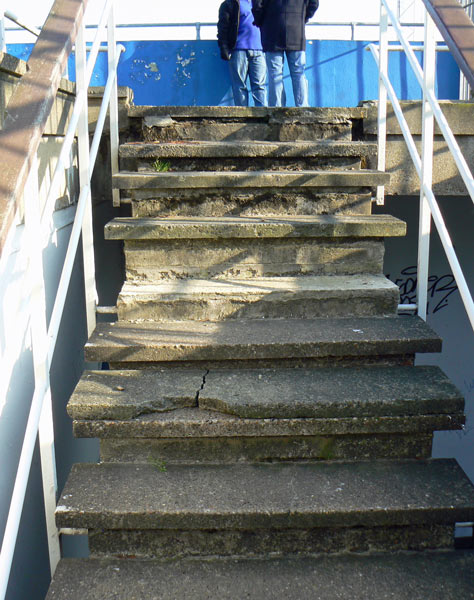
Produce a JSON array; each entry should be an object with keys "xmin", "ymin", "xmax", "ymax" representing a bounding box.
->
[
  {"xmin": 252, "ymin": 0, "xmax": 318, "ymax": 107},
  {"xmin": 218, "ymin": 0, "xmax": 267, "ymax": 106}
]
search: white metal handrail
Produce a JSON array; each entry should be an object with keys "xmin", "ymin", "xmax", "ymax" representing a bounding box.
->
[
  {"xmin": 0, "ymin": 0, "xmax": 124, "ymax": 597},
  {"xmin": 371, "ymin": 0, "xmax": 474, "ymax": 331}
]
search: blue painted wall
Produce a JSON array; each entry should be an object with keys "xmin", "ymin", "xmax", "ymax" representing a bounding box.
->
[{"xmin": 8, "ymin": 39, "xmax": 459, "ymax": 107}]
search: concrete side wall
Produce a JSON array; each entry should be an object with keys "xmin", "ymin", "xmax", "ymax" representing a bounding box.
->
[
  {"xmin": 363, "ymin": 101, "xmax": 474, "ymax": 197},
  {"xmin": 0, "ymin": 54, "xmax": 99, "ymax": 600}
]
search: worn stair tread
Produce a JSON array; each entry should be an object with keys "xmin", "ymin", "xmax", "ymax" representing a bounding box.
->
[
  {"xmin": 128, "ymin": 105, "xmax": 367, "ymax": 120},
  {"xmin": 84, "ymin": 316, "xmax": 441, "ymax": 363},
  {"xmin": 105, "ymin": 214, "xmax": 406, "ymax": 240},
  {"xmin": 113, "ymin": 169, "xmax": 390, "ymax": 189},
  {"xmin": 46, "ymin": 552, "xmax": 474, "ymax": 600},
  {"xmin": 68, "ymin": 365, "xmax": 463, "ymax": 422},
  {"xmin": 119, "ymin": 140, "xmax": 377, "ymax": 159},
  {"xmin": 119, "ymin": 274, "xmax": 398, "ymax": 297},
  {"xmin": 55, "ymin": 459, "xmax": 474, "ymax": 530}
]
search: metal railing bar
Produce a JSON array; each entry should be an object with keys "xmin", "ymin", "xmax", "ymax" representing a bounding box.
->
[
  {"xmin": 370, "ymin": 38, "xmax": 474, "ymax": 331},
  {"xmin": 0, "ymin": 380, "xmax": 49, "ymax": 600},
  {"xmin": 3, "ymin": 9, "xmax": 40, "ymax": 37},
  {"xmin": 47, "ymin": 44, "xmax": 124, "ymax": 361},
  {"xmin": 382, "ymin": 0, "xmax": 474, "ymax": 203},
  {"xmin": 89, "ymin": 45, "xmax": 124, "ymax": 169},
  {"xmin": 47, "ymin": 184, "xmax": 90, "ymax": 364},
  {"xmin": 84, "ymin": 0, "xmax": 114, "ymax": 84},
  {"xmin": 108, "ymin": 7, "xmax": 120, "ymax": 207},
  {"xmin": 41, "ymin": 23, "xmax": 114, "ymax": 228}
]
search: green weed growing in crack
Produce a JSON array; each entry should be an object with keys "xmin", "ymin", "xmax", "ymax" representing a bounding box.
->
[
  {"xmin": 148, "ymin": 455, "xmax": 167, "ymax": 472},
  {"xmin": 152, "ymin": 159, "xmax": 171, "ymax": 172},
  {"xmin": 319, "ymin": 438, "xmax": 336, "ymax": 460}
]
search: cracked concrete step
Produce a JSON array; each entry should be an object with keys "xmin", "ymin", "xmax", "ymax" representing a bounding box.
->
[
  {"xmin": 55, "ymin": 460, "xmax": 474, "ymax": 558},
  {"xmin": 46, "ymin": 552, "xmax": 474, "ymax": 600},
  {"xmin": 120, "ymin": 140, "xmax": 376, "ymax": 172},
  {"xmin": 84, "ymin": 316, "xmax": 441, "ymax": 369},
  {"xmin": 68, "ymin": 365, "xmax": 464, "ymax": 463},
  {"xmin": 116, "ymin": 275, "xmax": 400, "ymax": 321},
  {"xmin": 128, "ymin": 105, "xmax": 366, "ymax": 142},
  {"xmin": 106, "ymin": 215, "xmax": 405, "ymax": 280},
  {"xmin": 113, "ymin": 169, "xmax": 390, "ymax": 193}
]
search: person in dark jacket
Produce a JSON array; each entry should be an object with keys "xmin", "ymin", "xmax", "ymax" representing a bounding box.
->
[
  {"xmin": 218, "ymin": 0, "xmax": 267, "ymax": 106},
  {"xmin": 252, "ymin": 0, "xmax": 318, "ymax": 106}
]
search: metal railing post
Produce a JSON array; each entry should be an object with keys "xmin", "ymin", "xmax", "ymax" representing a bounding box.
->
[
  {"xmin": 417, "ymin": 7, "xmax": 436, "ymax": 320},
  {"xmin": 376, "ymin": 0, "xmax": 389, "ymax": 205},
  {"xmin": 76, "ymin": 19, "xmax": 97, "ymax": 337},
  {"xmin": 108, "ymin": 3, "xmax": 120, "ymax": 207}
]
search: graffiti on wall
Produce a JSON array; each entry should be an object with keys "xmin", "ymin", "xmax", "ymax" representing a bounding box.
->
[{"xmin": 387, "ymin": 265, "xmax": 458, "ymax": 315}]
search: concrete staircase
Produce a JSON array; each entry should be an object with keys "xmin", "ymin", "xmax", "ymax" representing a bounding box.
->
[{"xmin": 47, "ymin": 107, "xmax": 474, "ymax": 599}]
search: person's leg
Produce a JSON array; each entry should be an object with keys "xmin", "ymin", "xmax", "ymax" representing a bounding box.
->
[
  {"xmin": 228, "ymin": 50, "xmax": 249, "ymax": 106},
  {"xmin": 265, "ymin": 51, "xmax": 286, "ymax": 107},
  {"xmin": 286, "ymin": 50, "xmax": 308, "ymax": 107},
  {"xmin": 247, "ymin": 50, "xmax": 267, "ymax": 106}
]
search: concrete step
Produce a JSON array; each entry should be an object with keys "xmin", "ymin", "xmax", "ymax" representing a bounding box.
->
[
  {"xmin": 68, "ymin": 365, "xmax": 464, "ymax": 463},
  {"xmin": 47, "ymin": 551, "xmax": 474, "ymax": 600},
  {"xmin": 116, "ymin": 275, "xmax": 400, "ymax": 321},
  {"xmin": 55, "ymin": 459, "xmax": 474, "ymax": 558},
  {"xmin": 84, "ymin": 315, "xmax": 441, "ymax": 369},
  {"xmin": 128, "ymin": 190, "xmax": 374, "ymax": 217},
  {"xmin": 106, "ymin": 215, "xmax": 404, "ymax": 280},
  {"xmin": 127, "ymin": 106, "xmax": 366, "ymax": 142},
  {"xmin": 113, "ymin": 169, "xmax": 390, "ymax": 193},
  {"xmin": 119, "ymin": 140, "xmax": 376, "ymax": 172}
]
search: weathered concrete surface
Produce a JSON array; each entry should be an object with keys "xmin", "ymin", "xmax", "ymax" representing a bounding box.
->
[
  {"xmin": 73, "ymin": 409, "xmax": 465, "ymax": 440},
  {"xmin": 47, "ymin": 552, "xmax": 474, "ymax": 600},
  {"xmin": 88, "ymin": 523, "xmax": 452, "ymax": 559},
  {"xmin": 68, "ymin": 369, "xmax": 205, "ymax": 420},
  {"xmin": 99, "ymin": 433, "xmax": 434, "ymax": 463},
  {"xmin": 363, "ymin": 101, "xmax": 474, "ymax": 195},
  {"xmin": 116, "ymin": 275, "xmax": 399, "ymax": 321},
  {"xmin": 199, "ymin": 365, "xmax": 463, "ymax": 419},
  {"xmin": 113, "ymin": 170, "xmax": 390, "ymax": 191},
  {"xmin": 105, "ymin": 215, "xmax": 406, "ymax": 240},
  {"xmin": 134, "ymin": 155, "xmax": 362, "ymax": 173},
  {"xmin": 120, "ymin": 140, "xmax": 376, "ymax": 160},
  {"xmin": 130, "ymin": 191, "xmax": 373, "ymax": 217},
  {"xmin": 55, "ymin": 459, "xmax": 474, "ymax": 531},
  {"xmin": 123, "ymin": 238, "xmax": 386, "ymax": 280},
  {"xmin": 127, "ymin": 106, "xmax": 367, "ymax": 143},
  {"xmin": 128, "ymin": 106, "xmax": 367, "ymax": 120},
  {"xmin": 88, "ymin": 86, "xmax": 134, "ymax": 134},
  {"xmin": 84, "ymin": 316, "xmax": 441, "ymax": 365}
]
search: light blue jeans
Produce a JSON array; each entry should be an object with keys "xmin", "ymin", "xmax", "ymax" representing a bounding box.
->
[
  {"xmin": 229, "ymin": 49, "xmax": 267, "ymax": 107},
  {"xmin": 266, "ymin": 51, "xmax": 308, "ymax": 107}
]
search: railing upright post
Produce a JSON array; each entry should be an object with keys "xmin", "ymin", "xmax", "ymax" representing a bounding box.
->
[
  {"xmin": 76, "ymin": 19, "xmax": 97, "ymax": 336},
  {"xmin": 108, "ymin": 3, "xmax": 120, "ymax": 207},
  {"xmin": 376, "ymin": 0, "xmax": 389, "ymax": 205},
  {"xmin": 24, "ymin": 156, "xmax": 61, "ymax": 577},
  {"xmin": 417, "ymin": 6, "xmax": 436, "ymax": 321}
]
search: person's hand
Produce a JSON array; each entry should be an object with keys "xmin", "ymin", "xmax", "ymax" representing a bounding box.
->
[{"xmin": 220, "ymin": 47, "xmax": 231, "ymax": 61}]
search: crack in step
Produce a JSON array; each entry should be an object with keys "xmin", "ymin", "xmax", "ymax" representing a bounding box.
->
[{"xmin": 196, "ymin": 369, "xmax": 210, "ymax": 406}]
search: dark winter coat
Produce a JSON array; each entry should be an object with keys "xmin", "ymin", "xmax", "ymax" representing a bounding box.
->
[
  {"xmin": 251, "ymin": 0, "xmax": 319, "ymax": 52},
  {"xmin": 217, "ymin": 0, "xmax": 240, "ymax": 57}
]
